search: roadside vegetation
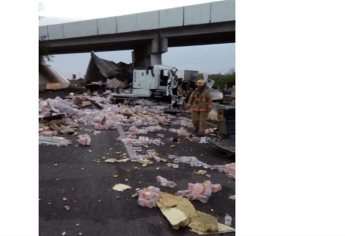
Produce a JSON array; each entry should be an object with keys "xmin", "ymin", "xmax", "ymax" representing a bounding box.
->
[{"xmin": 209, "ymin": 71, "xmax": 235, "ymax": 90}]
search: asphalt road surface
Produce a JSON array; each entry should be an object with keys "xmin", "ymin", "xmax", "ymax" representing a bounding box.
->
[{"xmin": 39, "ymin": 91, "xmax": 235, "ymax": 236}]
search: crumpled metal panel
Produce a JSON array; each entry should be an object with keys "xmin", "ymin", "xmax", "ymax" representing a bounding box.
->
[{"xmin": 84, "ymin": 51, "xmax": 133, "ymax": 85}]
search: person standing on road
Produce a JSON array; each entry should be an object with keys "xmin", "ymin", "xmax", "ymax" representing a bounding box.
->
[
  {"xmin": 187, "ymin": 75, "xmax": 212, "ymax": 136},
  {"xmin": 176, "ymin": 82, "xmax": 186, "ymax": 109}
]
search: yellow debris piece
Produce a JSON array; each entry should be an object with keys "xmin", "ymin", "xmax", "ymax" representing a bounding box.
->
[
  {"xmin": 157, "ymin": 192, "xmax": 235, "ymax": 234},
  {"xmin": 195, "ymin": 170, "xmax": 207, "ymax": 175},
  {"xmin": 105, "ymin": 158, "xmax": 117, "ymax": 163},
  {"xmin": 112, "ymin": 184, "xmax": 132, "ymax": 192},
  {"xmin": 136, "ymin": 159, "xmax": 153, "ymax": 166},
  {"xmin": 189, "ymin": 211, "xmax": 218, "ymax": 233},
  {"xmin": 159, "ymin": 207, "xmax": 188, "ymax": 229},
  {"xmin": 191, "ymin": 223, "xmax": 235, "ymax": 235},
  {"xmin": 105, "ymin": 157, "xmax": 129, "ymax": 163}
]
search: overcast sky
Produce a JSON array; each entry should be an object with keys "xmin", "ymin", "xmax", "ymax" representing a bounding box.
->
[{"xmin": 39, "ymin": 0, "xmax": 235, "ymax": 79}]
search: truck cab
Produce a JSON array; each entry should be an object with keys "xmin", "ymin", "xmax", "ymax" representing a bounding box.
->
[{"xmin": 131, "ymin": 65, "xmax": 178, "ymax": 98}]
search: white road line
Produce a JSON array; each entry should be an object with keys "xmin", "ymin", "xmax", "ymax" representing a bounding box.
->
[{"xmin": 116, "ymin": 124, "xmax": 137, "ymax": 160}]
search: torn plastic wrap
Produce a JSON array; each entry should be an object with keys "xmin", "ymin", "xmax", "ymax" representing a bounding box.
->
[
  {"xmin": 148, "ymin": 150, "xmax": 167, "ymax": 162},
  {"xmin": 119, "ymin": 136, "xmax": 164, "ymax": 146},
  {"xmin": 168, "ymin": 155, "xmax": 213, "ymax": 169},
  {"xmin": 39, "ymin": 136, "xmax": 71, "ymax": 147},
  {"xmin": 137, "ymin": 186, "xmax": 160, "ymax": 208},
  {"xmin": 77, "ymin": 106, "xmax": 127, "ymax": 130},
  {"xmin": 214, "ymin": 163, "xmax": 235, "ymax": 178},
  {"xmin": 168, "ymin": 127, "xmax": 191, "ymax": 137},
  {"xmin": 176, "ymin": 181, "xmax": 222, "ymax": 203},
  {"xmin": 39, "ymin": 130, "xmax": 58, "ymax": 136},
  {"xmin": 204, "ymin": 127, "xmax": 217, "ymax": 135},
  {"xmin": 171, "ymin": 117, "xmax": 194, "ymax": 128},
  {"xmin": 77, "ymin": 134, "xmax": 91, "ymax": 146},
  {"xmin": 39, "ymin": 99, "xmax": 52, "ymax": 118},
  {"xmin": 156, "ymin": 176, "xmax": 177, "ymax": 188},
  {"xmin": 128, "ymin": 125, "xmax": 164, "ymax": 136},
  {"xmin": 47, "ymin": 97, "xmax": 80, "ymax": 116},
  {"xmin": 166, "ymin": 163, "xmax": 179, "ymax": 168}
]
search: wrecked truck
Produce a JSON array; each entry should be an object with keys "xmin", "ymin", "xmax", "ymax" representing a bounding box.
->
[
  {"xmin": 84, "ymin": 51, "xmax": 235, "ymax": 155},
  {"xmin": 84, "ymin": 51, "xmax": 179, "ymax": 99}
]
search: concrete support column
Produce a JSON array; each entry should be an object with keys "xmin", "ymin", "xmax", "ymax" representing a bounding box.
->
[{"xmin": 132, "ymin": 38, "xmax": 168, "ymax": 68}]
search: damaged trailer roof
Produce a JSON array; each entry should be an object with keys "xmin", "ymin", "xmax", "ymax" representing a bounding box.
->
[
  {"xmin": 39, "ymin": 63, "xmax": 70, "ymax": 91},
  {"xmin": 84, "ymin": 51, "xmax": 133, "ymax": 86}
]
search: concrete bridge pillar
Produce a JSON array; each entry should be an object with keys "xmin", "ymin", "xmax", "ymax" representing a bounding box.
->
[{"xmin": 132, "ymin": 38, "xmax": 168, "ymax": 68}]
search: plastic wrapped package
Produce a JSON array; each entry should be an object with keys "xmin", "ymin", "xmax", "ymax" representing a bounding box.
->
[
  {"xmin": 204, "ymin": 128, "xmax": 217, "ymax": 135},
  {"xmin": 214, "ymin": 163, "xmax": 235, "ymax": 178},
  {"xmin": 156, "ymin": 176, "xmax": 176, "ymax": 188},
  {"xmin": 128, "ymin": 126, "xmax": 139, "ymax": 136},
  {"xmin": 39, "ymin": 100, "xmax": 51, "ymax": 117},
  {"xmin": 207, "ymin": 108, "xmax": 219, "ymax": 121},
  {"xmin": 137, "ymin": 186, "xmax": 160, "ymax": 208},
  {"xmin": 176, "ymin": 181, "xmax": 222, "ymax": 203},
  {"xmin": 77, "ymin": 134, "xmax": 91, "ymax": 146}
]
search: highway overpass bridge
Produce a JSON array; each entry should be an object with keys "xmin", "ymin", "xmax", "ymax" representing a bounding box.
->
[{"xmin": 39, "ymin": 0, "xmax": 235, "ymax": 67}]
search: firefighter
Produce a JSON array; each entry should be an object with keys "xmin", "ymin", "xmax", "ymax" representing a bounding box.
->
[{"xmin": 188, "ymin": 76, "xmax": 212, "ymax": 136}]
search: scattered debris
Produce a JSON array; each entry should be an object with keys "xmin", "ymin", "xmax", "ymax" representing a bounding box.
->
[
  {"xmin": 191, "ymin": 223, "xmax": 235, "ymax": 235},
  {"xmin": 157, "ymin": 192, "xmax": 197, "ymax": 229},
  {"xmin": 199, "ymin": 137, "xmax": 208, "ymax": 143},
  {"xmin": 224, "ymin": 213, "xmax": 232, "ymax": 226},
  {"xmin": 156, "ymin": 176, "xmax": 177, "ymax": 188},
  {"xmin": 77, "ymin": 134, "xmax": 91, "ymax": 146},
  {"xmin": 176, "ymin": 181, "xmax": 222, "ymax": 203},
  {"xmin": 39, "ymin": 93, "xmax": 236, "ymax": 234},
  {"xmin": 136, "ymin": 159, "xmax": 153, "ymax": 167},
  {"xmin": 168, "ymin": 155, "xmax": 212, "ymax": 169},
  {"xmin": 93, "ymin": 130, "xmax": 102, "ymax": 135},
  {"xmin": 195, "ymin": 170, "xmax": 207, "ymax": 175},
  {"xmin": 112, "ymin": 184, "xmax": 132, "ymax": 192},
  {"xmin": 166, "ymin": 163, "xmax": 179, "ymax": 168},
  {"xmin": 214, "ymin": 163, "xmax": 235, "ymax": 178},
  {"xmin": 119, "ymin": 136, "xmax": 163, "ymax": 146},
  {"xmin": 157, "ymin": 192, "xmax": 235, "ymax": 234},
  {"xmin": 137, "ymin": 186, "xmax": 160, "ymax": 208},
  {"xmin": 39, "ymin": 136, "xmax": 71, "ymax": 146},
  {"xmin": 105, "ymin": 157, "xmax": 129, "ymax": 163}
]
